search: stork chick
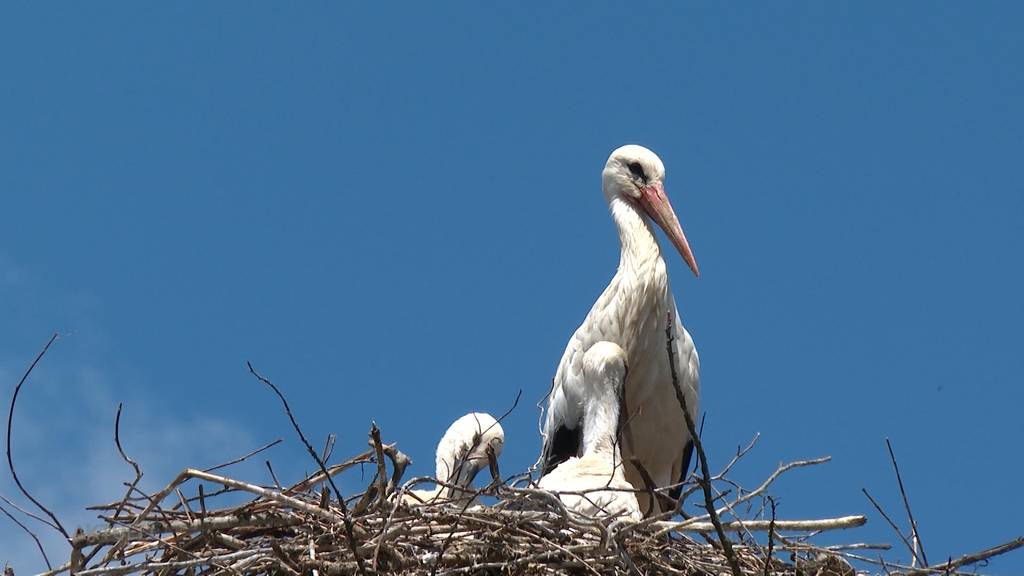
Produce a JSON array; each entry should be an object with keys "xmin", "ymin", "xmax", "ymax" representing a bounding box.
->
[
  {"xmin": 538, "ymin": 342, "xmax": 641, "ymax": 520},
  {"xmin": 402, "ymin": 412, "xmax": 504, "ymax": 506}
]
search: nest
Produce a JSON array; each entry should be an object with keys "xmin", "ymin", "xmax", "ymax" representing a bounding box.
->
[
  {"xmin": 52, "ymin": 416, "xmax": 884, "ymax": 576},
  {"xmin": 6, "ymin": 357, "xmax": 1017, "ymax": 576},
  {"xmin": 0, "ymin": 318, "xmax": 1015, "ymax": 576}
]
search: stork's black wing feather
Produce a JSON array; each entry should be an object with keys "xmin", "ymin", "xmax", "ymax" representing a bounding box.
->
[
  {"xmin": 540, "ymin": 425, "xmax": 580, "ymax": 476},
  {"xmin": 669, "ymin": 438, "xmax": 695, "ymax": 501}
]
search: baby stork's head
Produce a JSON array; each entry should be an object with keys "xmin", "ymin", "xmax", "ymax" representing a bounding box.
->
[{"xmin": 435, "ymin": 412, "xmax": 504, "ymax": 495}]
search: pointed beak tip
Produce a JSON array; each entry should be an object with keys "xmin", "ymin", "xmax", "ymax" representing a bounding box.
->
[{"xmin": 687, "ymin": 260, "xmax": 700, "ymax": 279}]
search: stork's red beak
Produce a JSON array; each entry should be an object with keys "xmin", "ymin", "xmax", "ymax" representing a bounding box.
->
[{"xmin": 639, "ymin": 182, "xmax": 700, "ymax": 277}]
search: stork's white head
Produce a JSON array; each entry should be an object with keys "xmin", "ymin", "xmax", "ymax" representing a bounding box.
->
[
  {"xmin": 435, "ymin": 412, "xmax": 504, "ymax": 493},
  {"xmin": 602, "ymin": 145, "xmax": 700, "ymax": 277}
]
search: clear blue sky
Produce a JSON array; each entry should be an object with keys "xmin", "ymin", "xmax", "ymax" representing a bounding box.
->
[{"xmin": 2, "ymin": 3, "xmax": 1022, "ymax": 573}]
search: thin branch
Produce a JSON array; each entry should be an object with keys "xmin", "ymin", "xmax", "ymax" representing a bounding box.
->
[
  {"xmin": 630, "ymin": 458, "xmax": 675, "ymax": 518},
  {"xmin": 915, "ymin": 536, "xmax": 1024, "ymax": 574},
  {"xmin": 696, "ymin": 456, "xmax": 832, "ymax": 527},
  {"xmin": 71, "ymin": 513, "xmax": 303, "ymax": 547},
  {"xmin": 320, "ymin": 433, "xmax": 336, "ymax": 464},
  {"xmin": 111, "ymin": 403, "xmax": 144, "ymax": 522},
  {"xmin": 202, "ymin": 438, "xmax": 283, "ymax": 473},
  {"xmin": 113, "ymin": 403, "xmax": 141, "ymax": 480},
  {"xmin": 0, "ymin": 492, "xmax": 60, "ymax": 531},
  {"xmin": 369, "ymin": 422, "xmax": 389, "ymax": 512},
  {"xmin": 863, "ymin": 487, "xmax": 922, "ymax": 566},
  {"xmin": 0, "ymin": 499, "xmax": 52, "ymax": 569},
  {"xmin": 246, "ymin": 361, "xmax": 367, "ymax": 576},
  {"xmin": 265, "ymin": 461, "xmax": 282, "ymax": 490},
  {"xmin": 887, "ymin": 438, "xmax": 928, "ymax": 566},
  {"xmin": 653, "ymin": 515, "xmax": 866, "ymax": 534},
  {"xmin": 430, "ymin": 494, "xmax": 478, "ymax": 576},
  {"xmin": 36, "ymin": 561, "xmax": 71, "ymax": 576},
  {"xmin": 198, "ymin": 483, "xmax": 207, "ymax": 517},
  {"xmin": 382, "ymin": 443, "xmax": 412, "ymax": 490},
  {"xmin": 493, "ymin": 389, "xmax": 523, "ymax": 427},
  {"xmin": 73, "ymin": 548, "xmax": 262, "ymax": 576},
  {"xmin": 286, "ymin": 449, "xmax": 375, "ymax": 494},
  {"xmin": 763, "ymin": 496, "xmax": 776, "ymax": 576},
  {"xmin": 714, "ymin": 432, "xmax": 760, "ymax": 481},
  {"xmin": 666, "ymin": 312, "xmax": 742, "ymax": 576},
  {"xmin": 6, "ymin": 332, "xmax": 69, "ymax": 539}
]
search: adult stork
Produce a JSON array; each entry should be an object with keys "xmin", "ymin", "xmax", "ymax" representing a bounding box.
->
[
  {"xmin": 540, "ymin": 145, "xmax": 700, "ymax": 513},
  {"xmin": 538, "ymin": 342, "xmax": 641, "ymax": 520},
  {"xmin": 403, "ymin": 412, "xmax": 504, "ymax": 506}
]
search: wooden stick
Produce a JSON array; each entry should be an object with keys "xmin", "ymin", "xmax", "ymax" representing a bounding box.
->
[
  {"xmin": 652, "ymin": 514, "xmax": 866, "ymax": 534},
  {"xmin": 5, "ymin": 332, "xmax": 69, "ymax": 540},
  {"xmin": 666, "ymin": 312, "xmax": 742, "ymax": 576},
  {"xmin": 72, "ymin": 513, "xmax": 303, "ymax": 547},
  {"xmin": 886, "ymin": 438, "xmax": 929, "ymax": 566}
]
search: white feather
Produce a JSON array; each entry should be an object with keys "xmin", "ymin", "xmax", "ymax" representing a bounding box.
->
[
  {"xmin": 538, "ymin": 342, "xmax": 641, "ymax": 520},
  {"xmin": 404, "ymin": 412, "xmax": 504, "ymax": 506},
  {"xmin": 541, "ymin": 145, "xmax": 700, "ymax": 514}
]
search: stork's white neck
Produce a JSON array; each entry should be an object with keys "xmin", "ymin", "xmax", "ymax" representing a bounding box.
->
[
  {"xmin": 581, "ymin": 375, "xmax": 623, "ymax": 456},
  {"xmin": 595, "ymin": 195, "xmax": 675, "ymax": 373},
  {"xmin": 609, "ymin": 196, "xmax": 664, "ymax": 274}
]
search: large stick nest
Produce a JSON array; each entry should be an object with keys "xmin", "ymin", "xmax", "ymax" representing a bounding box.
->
[
  {"xmin": 5, "ymin": 345, "xmax": 1018, "ymax": 575},
  {"xmin": 56, "ymin": 420, "xmax": 878, "ymax": 576},
  {"xmin": 2, "ymin": 344, "xmax": 1017, "ymax": 576}
]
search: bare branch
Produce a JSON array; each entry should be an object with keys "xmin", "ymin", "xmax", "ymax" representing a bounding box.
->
[
  {"xmin": 6, "ymin": 332, "xmax": 69, "ymax": 540},
  {"xmin": 113, "ymin": 403, "xmax": 142, "ymax": 480},
  {"xmin": 110, "ymin": 403, "xmax": 144, "ymax": 524},
  {"xmin": 887, "ymin": 438, "xmax": 928, "ymax": 566},
  {"xmin": 320, "ymin": 433, "xmax": 336, "ymax": 463},
  {"xmin": 863, "ymin": 487, "xmax": 922, "ymax": 566},
  {"xmin": 0, "ymin": 499, "xmax": 51, "ymax": 569},
  {"xmin": 763, "ymin": 496, "xmax": 777, "ymax": 576},
  {"xmin": 370, "ymin": 422, "xmax": 389, "ymax": 511},
  {"xmin": 247, "ymin": 361, "xmax": 367, "ymax": 576},
  {"xmin": 202, "ymin": 438, "xmax": 282, "ymax": 473},
  {"xmin": 0, "ymin": 492, "xmax": 60, "ymax": 532},
  {"xmin": 915, "ymin": 537, "xmax": 1024, "ymax": 574},
  {"xmin": 666, "ymin": 312, "xmax": 742, "ymax": 576},
  {"xmin": 651, "ymin": 515, "xmax": 866, "ymax": 534}
]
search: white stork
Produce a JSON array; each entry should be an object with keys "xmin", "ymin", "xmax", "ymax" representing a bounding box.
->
[
  {"xmin": 403, "ymin": 412, "xmax": 504, "ymax": 506},
  {"xmin": 537, "ymin": 342, "xmax": 641, "ymax": 520},
  {"xmin": 540, "ymin": 145, "xmax": 700, "ymax": 513}
]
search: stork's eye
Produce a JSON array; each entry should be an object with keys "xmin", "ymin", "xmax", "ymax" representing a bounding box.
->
[{"xmin": 628, "ymin": 162, "xmax": 647, "ymax": 181}]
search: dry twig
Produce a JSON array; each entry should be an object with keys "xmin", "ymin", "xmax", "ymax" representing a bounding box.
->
[
  {"xmin": 6, "ymin": 333, "xmax": 69, "ymax": 540},
  {"xmin": 247, "ymin": 361, "xmax": 367, "ymax": 576},
  {"xmin": 887, "ymin": 438, "xmax": 928, "ymax": 566},
  {"xmin": 666, "ymin": 311, "xmax": 743, "ymax": 576},
  {"xmin": 0, "ymin": 500, "xmax": 51, "ymax": 569}
]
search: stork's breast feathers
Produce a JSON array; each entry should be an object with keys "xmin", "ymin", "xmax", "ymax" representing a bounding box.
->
[{"xmin": 537, "ymin": 453, "xmax": 640, "ymax": 519}]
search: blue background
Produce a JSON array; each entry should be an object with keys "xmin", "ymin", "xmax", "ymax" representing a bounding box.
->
[{"xmin": 2, "ymin": 3, "xmax": 1022, "ymax": 573}]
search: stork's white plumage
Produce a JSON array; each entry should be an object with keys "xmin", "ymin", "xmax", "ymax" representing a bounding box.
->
[
  {"xmin": 540, "ymin": 145, "xmax": 700, "ymax": 514},
  {"xmin": 538, "ymin": 342, "xmax": 641, "ymax": 520},
  {"xmin": 403, "ymin": 412, "xmax": 504, "ymax": 506}
]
